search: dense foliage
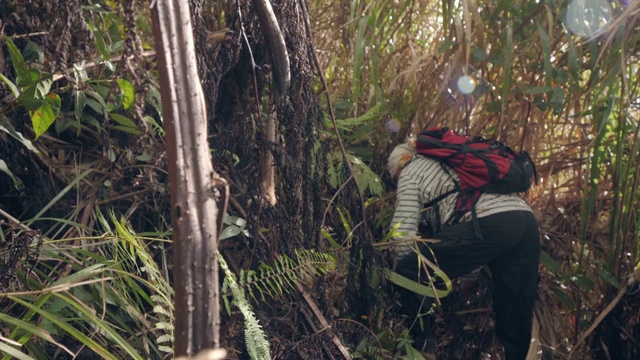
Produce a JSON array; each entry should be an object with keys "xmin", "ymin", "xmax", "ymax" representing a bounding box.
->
[{"xmin": 1, "ymin": 0, "xmax": 639, "ymax": 359}]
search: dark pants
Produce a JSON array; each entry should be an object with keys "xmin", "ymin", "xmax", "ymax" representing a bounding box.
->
[{"xmin": 396, "ymin": 211, "xmax": 540, "ymax": 360}]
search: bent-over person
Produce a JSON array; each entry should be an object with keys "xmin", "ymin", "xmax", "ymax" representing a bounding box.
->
[{"xmin": 387, "ymin": 141, "xmax": 540, "ymax": 360}]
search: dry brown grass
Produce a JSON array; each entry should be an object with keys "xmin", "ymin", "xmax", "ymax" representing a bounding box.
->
[{"xmin": 310, "ymin": 0, "xmax": 640, "ymax": 358}]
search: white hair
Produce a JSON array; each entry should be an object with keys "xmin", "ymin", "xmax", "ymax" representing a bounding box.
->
[{"xmin": 387, "ymin": 142, "xmax": 416, "ymax": 179}]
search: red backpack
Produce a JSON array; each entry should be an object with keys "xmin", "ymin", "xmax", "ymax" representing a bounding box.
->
[{"xmin": 416, "ymin": 127, "xmax": 536, "ymax": 229}]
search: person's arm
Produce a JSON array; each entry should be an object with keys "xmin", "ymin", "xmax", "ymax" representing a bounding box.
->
[{"xmin": 389, "ymin": 169, "xmax": 422, "ymax": 258}]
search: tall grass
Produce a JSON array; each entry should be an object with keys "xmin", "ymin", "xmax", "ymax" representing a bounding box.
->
[
  {"xmin": 311, "ymin": 0, "xmax": 640, "ymax": 357},
  {"xmin": 0, "ymin": 212, "xmax": 174, "ymax": 359}
]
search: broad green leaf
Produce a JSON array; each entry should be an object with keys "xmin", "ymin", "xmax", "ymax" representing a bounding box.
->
[
  {"xmin": 540, "ymin": 251, "xmax": 562, "ymax": 274},
  {"xmin": 113, "ymin": 125, "xmax": 142, "ymax": 135},
  {"xmin": 88, "ymin": 83, "xmax": 110, "ymax": 103},
  {"xmin": 34, "ymin": 74, "xmax": 53, "ymax": 99},
  {"xmin": 30, "ymin": 103, "xmax": 57, "ymax": 139},
  {"xmin": 336, "ymin": 206, "xmax": 352, "ymax": 236},
  {"xmin": 86, "ymin": 19, "xmax": 111, "ymax": 60},
  {"xmin": 110, "ymin": 113, "xmax": 138, "ymax": 128},
  {"xmin": 84, "ymin": 97, "xmax": 105, "ymax": 114},
  {"xmin": 220, "ymin": 225, "xmax": 241, "ymax": 240},
  {"xmin": 350, "ymin": 154, "xmax": 384, "ymax": 196},
  {"xmin": 0, "ymin": 122, "xmax": 39, "ymax": 153},
  {"xmin": 404, "ymin": 344, "xmax": 426, "ymax": 360},
  {"xmin": 17, "ymin": 70, "xmax": 48, "ymax": 111},
  {"xmin": 74, "ymin": 90, "xmax": 87, "ymax": 121},
  {"xmin": 44, "ymin": 92, "xmax": 61, "ymax": 108},
  {"xmin": 224, "ymin": 215, "xmax": 247, "ymax": 227},
  {"xmin": 321, "ymin": 228, "xmax": 341, "ymax": 248},
  {"xmin": 571, "ymin": 274, "xmax": 594, "ymax": 291},
  {"xmin": 80, "ymin": 114, "xmax": 102, "ymax": 130},
  {"xmin": 0, "ymin": 159, "xmax": 21, "ymax": 188},
  {"xmin": 4, "ymin": 36, "xmax": 30, "ymax": 86},
  {"xmin": 116, "ymin": 78, "xmax": 135, "ymax": 110},
  {"xmin": 552, "ymin": 288, "xmax": 575, "ymax": 310},
  {"xmin": 596, "ymin": 268, "xmax": 621, "ymax": 289},
  {"xmin": 136, "ymin": 154, "xmax": 153, "ymax": 162},
  {"xmin": 0, "ymin": 73, "xmax": 19, "ymax": 98},
  {"xmin": 386, "ymin": 269, "xmax": 452, "ymax": 298}
]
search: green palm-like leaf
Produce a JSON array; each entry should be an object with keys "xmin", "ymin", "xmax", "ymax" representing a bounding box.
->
[
  {"xmin": 218, "ymin": 253, "xmax": 271, "ymax": 360},
  {"xmin": 229, "ymin": 249, "xmax": 336, "ymax": 303}
]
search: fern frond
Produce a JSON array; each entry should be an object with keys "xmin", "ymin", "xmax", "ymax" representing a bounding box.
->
[
  {"xmin": 229, "ymin": 249, "xmax": 335, "ymax": 303},
  {"xmin": 327, "ymin": 150, "xmax": 346, "ymax": 189},
  {"xmin": 349, "ymin": 155, "xmax": 384, "ymax": 196},
  {"xmin": 218, "ymin": 249, "xmax": 335, "ymax": 358},
  {"xmin": 218, "ymin": 252, "xmax": 271, "ymax": 360},
  {"xmin": 325, "ymin": 150, "xmax": 384, "ymax": 196}
]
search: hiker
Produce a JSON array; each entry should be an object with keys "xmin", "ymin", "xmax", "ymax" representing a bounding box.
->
[{"xmin": 387, "ymin": 138, "xmax": 540, "ymax": 360}]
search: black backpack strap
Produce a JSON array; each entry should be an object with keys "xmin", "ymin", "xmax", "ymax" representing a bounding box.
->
[
  {"xmin": 423, "ymin": 187, "xmax": 457, "ymax": 234},
  {"xmin": 422, "ymin": 162, "xmax": 460, "ymax": 233},
  {"xmin": 522, "ymin": 151, "xmax": 538, "ymax": 185},
  {"xmin": 471, "ymin": 203, "xmax": 483, "ymax": 239}
]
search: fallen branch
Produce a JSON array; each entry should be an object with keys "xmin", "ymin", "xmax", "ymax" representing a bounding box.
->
[{"xmin": 297, "ymin": 283, "xmax": 352, "ymax": 360}]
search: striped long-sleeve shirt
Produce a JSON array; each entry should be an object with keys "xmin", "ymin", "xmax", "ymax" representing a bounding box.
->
[{"xmin": 390, "ymin": 155, "xmax": 533, "ymax": 258}]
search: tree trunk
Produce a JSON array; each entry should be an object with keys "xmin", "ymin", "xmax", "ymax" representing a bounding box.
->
[
  {"xmin": 193, "ymin": 0, "xmax": 322, "ymax": 261},
  {"xmin": 150, "ymin": 0, "xmax": 227, "ymax": 356}
]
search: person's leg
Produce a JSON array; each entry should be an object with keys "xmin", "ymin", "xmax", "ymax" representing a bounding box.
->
[
  {"xmin": 396, "ymin": 218, "xmax": 482, "ymax": 282},
  {"xmin": 397, "ymin": 211, "xmax": 530, "ymax": 281},
  {"xmin": 395, "ymin": 211, "xmax": 539, "ymax": 358},
  {"xmin": 395, "ymin": 217, "xmax": 500, "ymax": 352},
  {"xmin": 486, "ymin": 212, "xmax": 540, "ymax": 360}
]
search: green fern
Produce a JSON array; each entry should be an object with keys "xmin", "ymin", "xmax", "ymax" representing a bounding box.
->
[
  {"xmin": 349, "ymin": 154, "xmax": 384, "ymax": 196},
  {"xmin": 326, "ymin": 150, "xmax": 384, "ymax": 196},
  {"xmin": 218, "ymin": 253, "xmax": 271, "ymax": 360},
  {"xmin": 226, "ymin": 249, "xmax": 336, "ymax": 303},
  {"xmin": 327, "ymin": 150, "xmax": 346, "ymax": 189}
]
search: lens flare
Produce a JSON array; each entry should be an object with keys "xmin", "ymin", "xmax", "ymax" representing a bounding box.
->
[
  {"xmin": 457, "ymin": 75, "xmax": 476, "ymax": 95},
  {"xmin": 564, "ymin": 0, "xmax": 612, "ymax": 37}
]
